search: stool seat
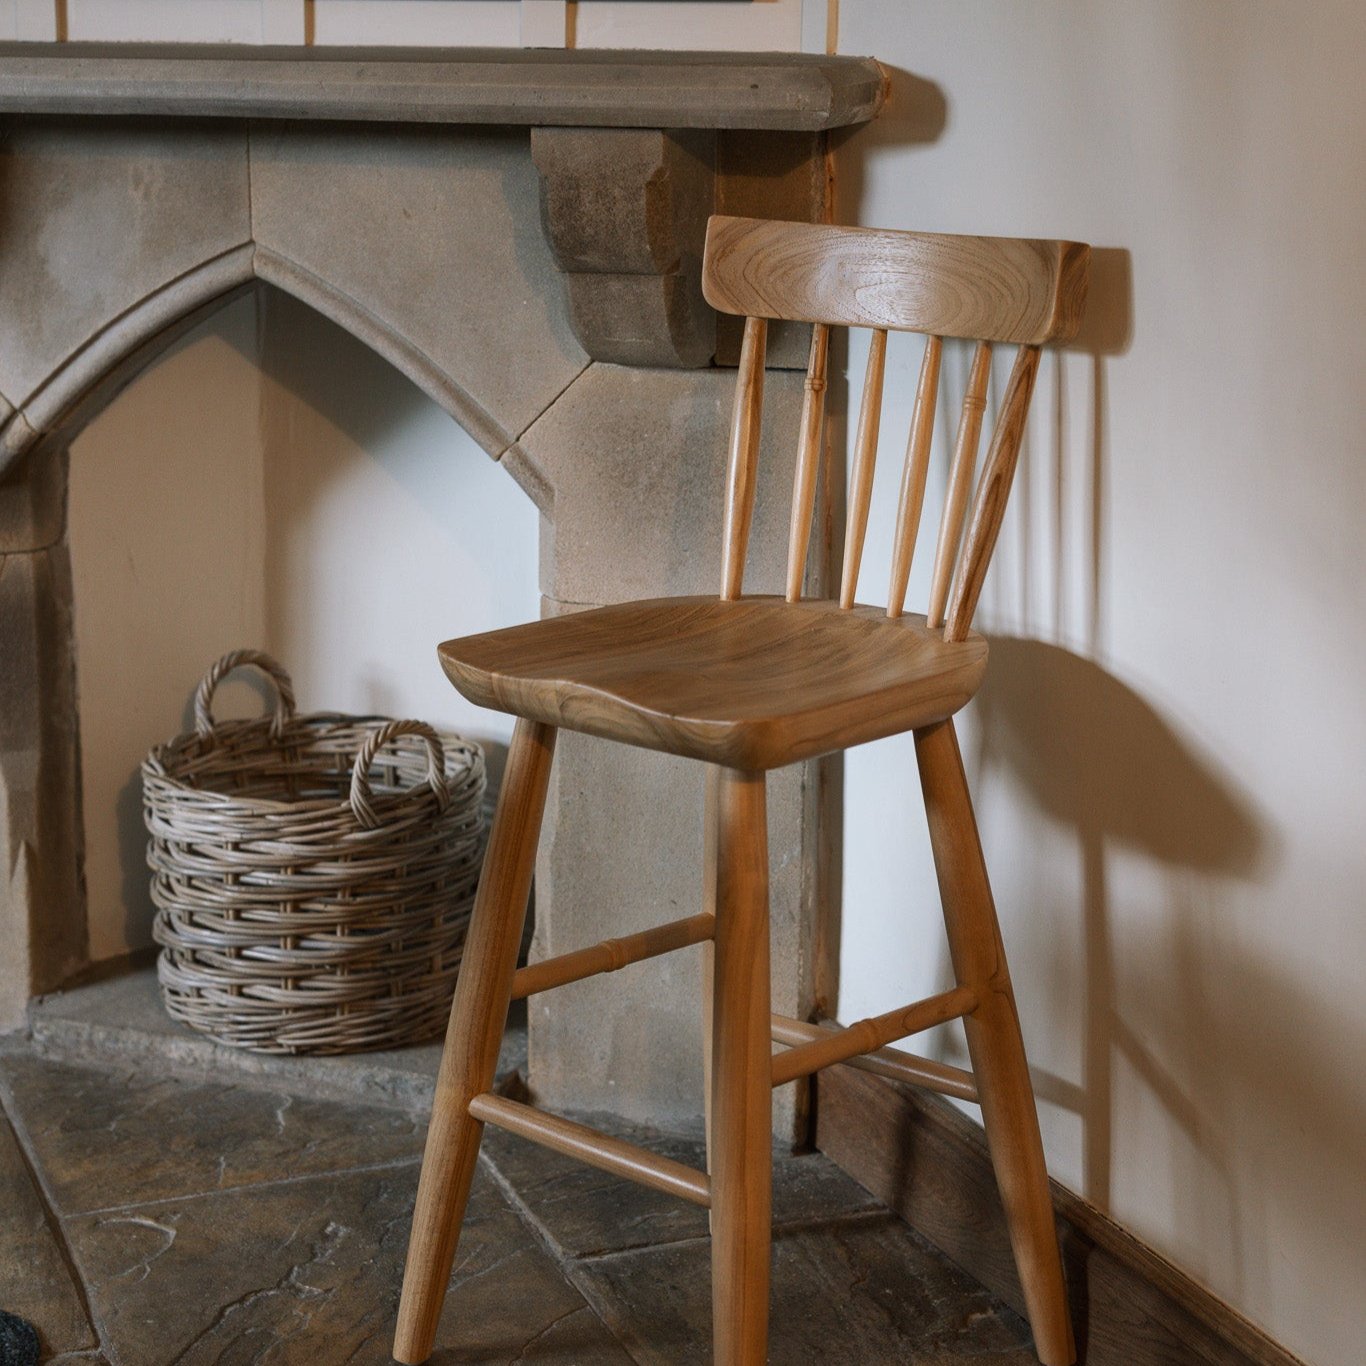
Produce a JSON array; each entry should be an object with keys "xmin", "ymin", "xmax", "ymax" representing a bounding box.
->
[{"xmin": 439, "ymin": 595, "xmax": 989, "ymax": 770}]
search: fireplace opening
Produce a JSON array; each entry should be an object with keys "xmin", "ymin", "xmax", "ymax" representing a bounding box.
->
[{"xmin": 66, "ymin": 283, "xmax": 539, "ymax": 979}]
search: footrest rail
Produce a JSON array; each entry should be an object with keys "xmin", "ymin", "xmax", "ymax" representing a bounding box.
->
[
  {"xmin": 511, "ymin": 912, "xmax": 715, "ymax": 1000},
  {"xmin": 769, "ymin": 985, "xmax": 978, "ymax": 1087},
  {"xmin": 770, "ymin": 1014, "xmax": 978, "ymax": 1102},
  {"xmin": 468, "ymin": 1093, "xmax": 712, "ymax": 1208}
]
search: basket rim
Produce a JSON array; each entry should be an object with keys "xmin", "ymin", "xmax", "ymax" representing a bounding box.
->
[{"xmin": 142, "ymin": 711, "xmax": 484, "ymax": 821}]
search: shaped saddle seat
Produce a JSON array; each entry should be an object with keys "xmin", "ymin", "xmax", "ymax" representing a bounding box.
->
[{"xmin": 439, "ymin": 595, "xmax": 988, "ymax": 771}]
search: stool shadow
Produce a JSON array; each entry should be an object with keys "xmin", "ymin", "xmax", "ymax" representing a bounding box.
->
[
  {"xmin": 968, "ymin": 635, "xmax": 1366, "ymax": 1324},
  {"xmin": 970, "ymin": 635, "xmax": 1273, "ymax": 1307}
]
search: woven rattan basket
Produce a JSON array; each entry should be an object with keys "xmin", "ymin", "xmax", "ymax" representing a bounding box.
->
[{"xmin": 143, "ymin": 650, "xmax": 486, "ymax": 1054}]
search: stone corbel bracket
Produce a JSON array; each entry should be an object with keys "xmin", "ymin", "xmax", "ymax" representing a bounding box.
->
[
  {"xmin": 531, "ymin": 123, "xmax": 852, "ymax": 370},
  {"xmin": 533, "ymin": 127, "xmax": 717, "ymax": 369}
]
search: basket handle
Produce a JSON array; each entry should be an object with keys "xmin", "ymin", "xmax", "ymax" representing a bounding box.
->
[
  {"xmin": 349, "ymin": 720, "xmax": 450, "ymax": 830},
  {"xmin": 193, "ymin": 650, "xmax": 297, "ymax": 741}
]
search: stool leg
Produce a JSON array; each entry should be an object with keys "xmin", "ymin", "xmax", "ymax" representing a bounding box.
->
[
  {"xmin": 394, "ymin": 719, "xmax": 557, "ymax": 1365},
  {"xmin": 915, "ymin": 720, "xmax": 1075, "ymax": 1366},
  {"xmin": 709, "ymin": 767, "xmax": 772, "ymax": 1366},
  {"xmin": 701, "ymin": 766, "xmax": 719, "ymax": 1199}
]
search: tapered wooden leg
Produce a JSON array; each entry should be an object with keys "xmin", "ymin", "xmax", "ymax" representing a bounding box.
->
[
  {"xmin": 915, "ymin": 719, "xmax": 1075, "ymax": 1366},
  {"xmin": 394, "ymin": 719, "xmax": 557, "ymax": 1365},
  {"xmin": 709, "ymin": 767, "xmax": 772, "ymax": 1366},
  {"xmin": 701, "ymin": 766, "xmax": 719, "ymax": 1195}
]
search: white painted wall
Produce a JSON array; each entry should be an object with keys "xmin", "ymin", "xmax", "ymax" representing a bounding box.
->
[
  {"xmin": 51, "ymin": 4, "xmax": 1365, "ymax": 1364},
  {"xmin": 573, "ymin": 0, "xmax": 802, "ymax": 53},
  {"xmin": 831, "ymin": 7, "xmax": 1366, "ymax": 1366},
  {"xmin": 0, "ymin": 0, "xmax": 814, "ymax": 49},
  {"xmin": 310, "ymin": 2, "xmax": 520, "ymax": 48},
  {"xmin": 63, "ymin": 0, "xmax": 268, "ymax": 43}
]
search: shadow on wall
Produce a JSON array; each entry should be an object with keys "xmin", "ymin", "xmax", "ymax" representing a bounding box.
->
[
  {"xmin": 974, "ymin": 638, "xmax": 1268, "ymax": 1209},
  {"xmin": 967, "ymin": 635, "xmax": 1366, "ymax": 1313},
  {"xmin": 813, "ymin": 65, "xmax": 947, "ymax": 1012},
  {"xmin": 830, "ymin": 65, "xmax": 949, "ymax": 226},
  {"xmin": 830, "ymin": 95, "xmax": 1359, "ymax": 1304},
  {"xmin": 236, "ymin": 282, "xmax": 524, "ymax": 785},
  {"xmin": 962, "ymin": 246, "xmax": 1326, "ymax": 1305}
]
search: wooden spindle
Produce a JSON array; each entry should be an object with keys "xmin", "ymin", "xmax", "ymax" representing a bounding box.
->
[
  {"xmin": 511, "ymin": 913, "xmax": 715, "ymax": 1001},
  {"xmin": 468, "ymin": 1095, "xmax": 712, "ymax": 1207},
  {"xmin": 784, "ymin": 323, "xmax": 830, "ymax": 602},
  {"xmin": 886, "ymin": 334, "xmax": 943, "ymax": 618},
  {"xmin": 720, "ymin": 316, "xmax": 768, "ymax": 601},
  {"xmin": 838, "ymin": 327, "xmax": 887, "ymax": 610},
  {"xmin": 928, "ymin": 341, "xmax": 993, "ymax": 628},
  {"xmin": 944, "ymin": 345, "xmax": 1041, "ymax": 642},
  {"xmin": 769, "ymin": 984, "xmax": 978, "ymax": 1088}
]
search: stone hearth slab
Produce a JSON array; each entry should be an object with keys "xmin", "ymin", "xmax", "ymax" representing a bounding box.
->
[
  {"xmin": 0, "ymin": 1111, "xmax": 96, "ymax": 1356},
  {"xmin": 481, "ymin": 1115, "xmax": 879, "ymax": 1260},
  {"xmin": 1, "ymin": 1034, "xmax": 1041, "ymax": 1364},
  {"xmin": 0, "ymin": 1053, "xmax": 425, "ymax": 1214},
  {"xmin": 63, "ymin": 1163, "xmax": 628, "ymax": 1366},
  {"xmin": 573, "ymin": 1213, "xmax": 1036, "ymax": 1366},
  {"xmin": 25, "ymin": 966, "xmax": 526, "ymax": 1112}
]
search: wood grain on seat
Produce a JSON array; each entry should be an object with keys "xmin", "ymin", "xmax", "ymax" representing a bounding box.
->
[{"xmin": 438, "ymin": 596, "xmax": 987, "ymax": 771}]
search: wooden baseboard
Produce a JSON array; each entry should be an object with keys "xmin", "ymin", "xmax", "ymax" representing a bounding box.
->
[{"xmin": 814, "ymin": 1065, "xmax": 1308, "ymax": 1366}]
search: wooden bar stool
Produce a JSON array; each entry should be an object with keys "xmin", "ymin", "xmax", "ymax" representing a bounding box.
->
[{"xmin": 394, "ymin": 216, "xmax": 1090, "ymax": 1366}]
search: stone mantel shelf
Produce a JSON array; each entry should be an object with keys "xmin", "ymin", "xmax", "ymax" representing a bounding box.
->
[{"xmin": 0, "ymin": 43, "xmax": 885, "ymax": 131}]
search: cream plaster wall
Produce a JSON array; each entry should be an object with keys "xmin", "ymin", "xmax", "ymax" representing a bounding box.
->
[
  {"xmin": 253, "ymin": 290, "xmax": 538, "ymax": 753},
  {"xmin": 69, "ymin": 295, "xmax": 267, "ymax": 962},
  {"xmin": 46, "ymin": 3, "xmax": 1365, "ymax": 1364}
]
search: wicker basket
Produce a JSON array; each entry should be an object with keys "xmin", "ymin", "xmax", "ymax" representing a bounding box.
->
[{"xmin": 143, "ymin": 650, "xmax": 486, "ymax": 1055}]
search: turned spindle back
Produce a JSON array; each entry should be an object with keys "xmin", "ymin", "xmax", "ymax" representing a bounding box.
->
[{"xmin": 701, "ymin": 216, "xmax": 1090, "ymax": 642}]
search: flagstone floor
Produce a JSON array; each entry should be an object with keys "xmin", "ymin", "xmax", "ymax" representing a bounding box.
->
[{"xmin": 0, "ymin": 1037, "xmax": 1037, "ymax": 1364}]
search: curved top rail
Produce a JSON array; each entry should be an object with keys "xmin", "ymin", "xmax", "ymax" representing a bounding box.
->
[
  {"xmin": 703, "ymin": 216, "xmax": 1091, "ymax": 345},
  {"xmin": 0, "ymin": 44, "xmax": 887, "ymax": 132}
]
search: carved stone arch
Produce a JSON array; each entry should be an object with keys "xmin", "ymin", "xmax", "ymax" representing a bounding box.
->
[{"xmin": 0, "ymin": 121, "xmax": 592, "ymax": 498}]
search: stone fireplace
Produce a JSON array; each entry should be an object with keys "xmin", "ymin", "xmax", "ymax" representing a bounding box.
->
[{"xmin": 0, "ymin": 43, "xmax": 884, "ymax": 1129}]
